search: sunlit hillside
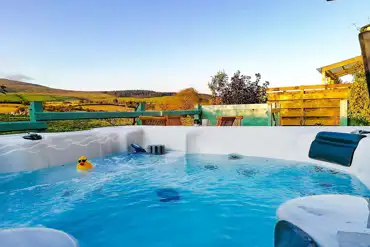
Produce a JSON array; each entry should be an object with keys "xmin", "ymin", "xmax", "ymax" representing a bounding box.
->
[{"xmin": 0, "ymin": 79, "xmax": 211, "ymax": 114}]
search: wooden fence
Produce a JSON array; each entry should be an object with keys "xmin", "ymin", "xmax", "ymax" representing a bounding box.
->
[{"xmin": 267, "ymin": 84, "xmax": 350, "ymax": 126}]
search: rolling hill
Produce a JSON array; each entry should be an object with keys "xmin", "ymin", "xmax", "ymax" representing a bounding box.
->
[
  {"xmin": 0, "ymin": 78, "xmax": 175, "ymax": 97},
  {"xmin": 0, "ymin": 78, "xmax": 212, "ymax": 103}
]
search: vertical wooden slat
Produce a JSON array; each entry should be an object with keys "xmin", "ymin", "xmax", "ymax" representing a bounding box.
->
[
  {"xmin": 267, "ymin": 104, "xmax": 272, "ymax": 126},
  {"xmin": 340, "ymin": 100, "xmax": 348, "ymax": 126},
  {"xmin": 276, "ymin": 102, "xmax": 281, "ymax": 126},
  {"xmin": 300, "ymin": 89, "xmax": 304, "ymax": 126}
]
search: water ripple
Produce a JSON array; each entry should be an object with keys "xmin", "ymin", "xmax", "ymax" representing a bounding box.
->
[{"xmin": 0, "ymin": 153, "xmax": 369, "ymax": 247}]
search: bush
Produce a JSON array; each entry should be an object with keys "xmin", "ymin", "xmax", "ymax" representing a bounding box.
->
[
  {"xmin": 348, "ymin": 65, "xmax": 370, "ymax": 125},
  {"xmin": 208, "ymin": 70, "xmax": 269, "ymax": 105}
]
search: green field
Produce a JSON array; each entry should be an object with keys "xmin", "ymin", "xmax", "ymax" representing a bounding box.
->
[
  {"xmin": 0, "ymin": 93, "xmax": 77, "ymax": 103},
  {"xmin": 0, "ymin": 94, "xmax": 22, "ymax": 102}
]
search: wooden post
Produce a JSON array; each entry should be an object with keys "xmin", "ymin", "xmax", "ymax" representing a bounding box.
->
[
  {"xmin": 359, "ymin": 25, "xmax": 370, "ymax": 98},
  {"xmin": 322, "ymin": 71, "xmax": 327, "ymax": 84},
  {"xmin": 340, "ymin": 100, "xmax": 348, "ymax": 126},
  {"xmin": 300, "ymin": 89, "xmax": 305, "ymax": 126},
  {"xmin": 270, "ymin": 102, "xmax": 280, "ymax": 126},
  {"xmin": 194, "ymin": 104, "xmax": 202, "ymax": 124},
  {"xmin": 29, "ymin": 101, "xmax": 43, "ymax": 122},
  {"xmin": 276, "ymin": 102, "xmax": 281, "ymax": 126},
  {"xmin": 136, "ymin": 102, "xmax": 146, "ymax": 125},
  {"xmin": 26, "ymin": 101, "xmax": 47, "ymax": 132},
  {"xmin": 267, "ymin": 104, "xmax": 272, "ymax": 126}
]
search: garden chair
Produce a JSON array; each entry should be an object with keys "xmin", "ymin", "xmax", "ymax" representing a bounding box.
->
[
  {"xmin": 216, "ymin": 116, "xmax": 243, "ymax": 126},
  {"xmin": 138, "ymin": 116, "xmax": 183, "ymax": 126},
  {"xmin": 139, "ymin": 116, "xmax": 167, "ymax": 126},
  {"xmin": 165, "ymin": 116, "xmax": 183, "ymax": 126}
]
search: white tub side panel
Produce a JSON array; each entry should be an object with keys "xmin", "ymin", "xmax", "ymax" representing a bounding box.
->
[
  {"xmin": 1, "ymin": 125, "xmax": 370, "ymax": 189},
  {"xmin": 0, "ymin": 128, "xmax": 144, "ymax": 173},
  {"xmin": 141, "ymin": 126, "xmax": 189, "ymax": 152}
]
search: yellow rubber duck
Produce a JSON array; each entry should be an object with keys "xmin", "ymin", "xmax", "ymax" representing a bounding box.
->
[{"xmin": 76, "ymin": 156, "xmax": 93, "ymax": 171}]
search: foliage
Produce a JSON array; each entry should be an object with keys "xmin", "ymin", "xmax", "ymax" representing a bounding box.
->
[
  {"xmin": 176, "ymin": 88, "xmax": 200, "ymax": 109},
  {"xmin": 208, "ymin": 70, "xmax": 269, "ymax": 104},
  {"xmin": 348, "ymin": 64, "xmax": 370, "ymax": 125}
]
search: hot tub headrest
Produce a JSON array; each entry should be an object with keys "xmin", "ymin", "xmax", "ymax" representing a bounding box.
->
[{"xmin": 308, "ymin": 131, "xmax": 367, "ymax": 167}]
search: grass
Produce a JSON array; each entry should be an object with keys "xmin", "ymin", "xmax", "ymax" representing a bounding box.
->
[
  {"xmin": 0, "ymin": 93, "xmax": 77, "ymax": 103},
  {"xmin": 0, "ymin": 112, "xmax": 194, "ymax": 134},
  {"xmin": 17, "ymin": 93, "xmax": 79, "ymax": 102},
  {"xmin": 21, "ymin": 94, "xmax": 75, "ymax": 101},
  {"xmin": 0, "ymin": 94, "xmax": 22, "ymax": 103},
  {"xmin": 46, "ymin": 118, "xmax": 134, "ymax": 132},
  {"xmin": 0, "ymin": 114, "xmax": 29, "ymax": 122},
  {"xmin": 0, "ymin": 114, "xmax": 135, "ymax": 134}
]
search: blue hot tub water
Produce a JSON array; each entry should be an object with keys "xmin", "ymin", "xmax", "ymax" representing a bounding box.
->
[{"xmin": 0, "ymin": 153, "xmax": 369, "ymax": 247}]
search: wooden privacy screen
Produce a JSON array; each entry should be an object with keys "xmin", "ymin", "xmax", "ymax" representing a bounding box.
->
[{"xmin": 267, "ymin": 84, "xmax": 350, "ymax": 126}]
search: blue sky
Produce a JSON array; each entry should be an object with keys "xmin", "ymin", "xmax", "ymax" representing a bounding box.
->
[{"xmin": 0, "ymin": 0, "xmax": 369, "ymax": 93}]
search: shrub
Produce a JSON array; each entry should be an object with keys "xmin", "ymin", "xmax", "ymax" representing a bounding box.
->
[
  {"xmin": 208, "ymin": 70, "xmax": 269, "ymax": 105},
  {"xmin": 348, "ymin": 65, "xmax": 370, "ymax": 125}
]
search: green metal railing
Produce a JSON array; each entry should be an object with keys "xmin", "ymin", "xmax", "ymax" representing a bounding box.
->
[{"xmin": 0, "ymin": 102, "xmax": 203, "ymax": 133}]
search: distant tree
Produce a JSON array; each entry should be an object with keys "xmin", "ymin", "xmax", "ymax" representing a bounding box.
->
[
  {"xmin": 208, "ymin": 71, "xmax": 228, "ymax": 104},
  {"xmin": 113, "ymin": 98, "xmax": 119, "ymax": 105},
  {"xmin": 208, "ymin": 70, "xmax": 269, "ymax": 105},
  {"xmin": 155, "ymin": 88, "xmax": 200, "ymax": 111},
  {"xmin": 0, "ymin": 85, "xmax": 7, "ymax": 94},
  {"xmin": 176, "ymin": 88, "xmax": 200, "ymax": 109}
]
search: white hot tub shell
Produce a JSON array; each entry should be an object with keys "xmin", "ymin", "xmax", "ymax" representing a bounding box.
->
[
  {"xmin": 1, "ymin": 126, "xmax": 370, "ymax": 187},
  {"xmin": 2, "ymin": 126, "xmax": 370, "ymax": 247}
]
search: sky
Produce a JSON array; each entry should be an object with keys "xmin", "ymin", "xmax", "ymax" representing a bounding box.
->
[{"xmin": 1, "ymin": 0, "xmax": 370, "ymax": 93}]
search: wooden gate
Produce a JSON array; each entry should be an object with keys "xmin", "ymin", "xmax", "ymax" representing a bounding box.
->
[{"xmin": 267, "ymin": 84, "xmax": 350, "ymax": 126}]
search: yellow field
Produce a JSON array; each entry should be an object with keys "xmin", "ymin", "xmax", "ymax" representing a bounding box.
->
[
  {"xmin": 0, "ymin": 104, "xmax": 23, "ymax": 113},
  {"xmin": 118, "ymin": 96, "xmax": 172, "ymax": 103},
  {"xmin": 81, "ymin": 105, "xmax": 133, "ymax": 112}
]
